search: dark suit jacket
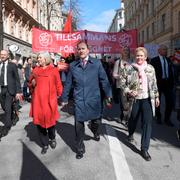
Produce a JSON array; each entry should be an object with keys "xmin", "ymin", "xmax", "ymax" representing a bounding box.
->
[
  {"xmin": 150, "ymin": 56, "xmax": 174, "ymax": 89},
  {"xmin": 6, "ymin": 61, "xmax": 22, "ymax": 95}
]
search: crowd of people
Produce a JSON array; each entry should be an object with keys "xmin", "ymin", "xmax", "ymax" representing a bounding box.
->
[{"xmin": 0, "ymin": 42, "xmax": 179, "ymax": 162}]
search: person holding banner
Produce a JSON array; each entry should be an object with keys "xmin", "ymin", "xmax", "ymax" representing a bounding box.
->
[
  {"xmin": 113, "ymin": 46, "xmax": 133, "ymax": 125},
  {"xmin": 29, "ymin": 52, "xmax": 63, "ymax": 154},
  {"xmin": 61, "ymin": 41, "xmax": 112, "ymax": 159},
  {"xmin": 120, "ymin": 47, "xmax": 159, "ymax": 161}
]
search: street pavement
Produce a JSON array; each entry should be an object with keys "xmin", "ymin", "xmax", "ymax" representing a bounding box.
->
[{"xmin": 0, "ymin": 101, "xmax": 180, "ymax": 180}]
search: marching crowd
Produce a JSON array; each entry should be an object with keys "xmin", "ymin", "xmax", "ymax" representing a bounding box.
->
[{"xmin": 0, "ymin": 41, "xmax": 180, "ymax": 162}]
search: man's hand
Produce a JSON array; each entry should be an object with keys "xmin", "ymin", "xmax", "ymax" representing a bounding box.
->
[
  {"xmin": 16, "ymin": 93, "xmax": 23, "ymax": 102},
  {"xmin": 61, "ymin": 102, "xmax": 68, "ymax": 107},
  {"xmin": 105, "ymin": 97, "xmax": 112, "ymax": 109}
]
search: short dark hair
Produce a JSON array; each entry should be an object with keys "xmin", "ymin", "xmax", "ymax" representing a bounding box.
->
[{"xmin": 76, "ymin": 41, "xmax": 89, "ymax": 49}]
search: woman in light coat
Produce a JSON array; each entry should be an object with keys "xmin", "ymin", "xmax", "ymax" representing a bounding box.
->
[{"xmin": 120, "ymin": 47, "xmax": 160, "ymax": 161}]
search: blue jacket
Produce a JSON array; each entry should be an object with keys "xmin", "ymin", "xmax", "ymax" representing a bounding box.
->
[{"xmin": 62, "ymin": 57, "xmax": 112, "ymax": 121}]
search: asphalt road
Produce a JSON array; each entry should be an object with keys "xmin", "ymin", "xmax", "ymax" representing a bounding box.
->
[{"xmin": 0, "ymin": 102, "xmax": 180, "ymax": 180}]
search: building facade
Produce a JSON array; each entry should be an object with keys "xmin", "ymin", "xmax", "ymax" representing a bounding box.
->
[
  {"xmin": 38, "ymin": 0, "xmax": 64, "ymax": 31},
  {"xmin": 0, "ymin": 0, "xmax": 64, "ymax": 59},
  {"xmin": 108, "ymin": 2, "xmax": 125, "ymax": 32},
  {"xmin": 122, "ymin": 0, "xmax": 180, "ymax": 54}
]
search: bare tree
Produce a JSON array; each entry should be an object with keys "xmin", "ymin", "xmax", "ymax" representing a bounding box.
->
[
  {"xmin": 63, "ymin": 0, "xmax": 82, "ymax": 30},
  {"xmin": 45, "ymin": 0, "xmax": 64, "ymax": 30}
]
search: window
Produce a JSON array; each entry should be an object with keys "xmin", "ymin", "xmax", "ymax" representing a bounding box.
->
[
  {"xmin": 138, "ymin": 32, "xmax": 140, "ymax": 43},
  {"xmin": 141, "ymin": 11, "xmax": 144, "ymax": 23},
  {"xmin": 152, "ymin": 0, "xmax": 154, "ymax": 11},
  {"xmin": 142, "ymin": 30, "xmax": 144, "ymax": 42},
  {"xmin": 152, "ymin": 22, "xmax": 155, "ymax": 35},
  {"xmin": 146, "ymin": 4, "xmax": 149, "ymax": 18},
  {"xmin": 146, "ymin": 26, "xmax": 149, "ymax": 40},
  {"xmin": 161, "ymin": 13, "xmax": 166, "ymax": 32},
  {"xmin": 178, "ymin": 11, "xmax": 180, "ymax": 33},
  {"xmin": 119, "ymin": 24, "xmax": 122, "ymax": 30},
  {"xmin": 119, "ymin": 11, "xmax": 122, "ymax": 18}
]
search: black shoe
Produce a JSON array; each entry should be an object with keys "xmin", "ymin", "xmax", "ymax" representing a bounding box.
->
[
  {"xmin": 165, "ymin": 121, "xmax": 174, "ymax": 127},
  {"xmin": 127, "ymin": 135, "xmax": 134, "ymax": 143},
  {"xmin": 41, "ymin": 146, "xmax": 48, "ymax": 154},
  {"xmin": 49, "ymin": 139, "xmax": 57, "ymax": 149},
  {"xmin": 76, "ymin": 146, "xmax": 85, "ymax": 159},
  {"xmin": 141, "ymin": 150, "xmax": 151, "ymax": 161},
  {"xmin": 12, "ymin": 116, "xmax": 19, "ymax": 126},
  {"xmin": 0, "ymin": 127, "xmax": 10, "ymax": 137},
  {"xmin": 76, "ymin": 152, "xmax": 83, "ymax": 159},
  {"xmin": 116, "ymin": 119, "xmax": 122, "ymax": 124},
  {"xmin": 94, "ymin": 133, "xmax": 100, "ymax": 141}
]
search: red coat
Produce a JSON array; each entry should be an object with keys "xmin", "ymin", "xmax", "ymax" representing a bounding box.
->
[{"xmin": 29, "ymin": 65, "xmax": 63, "ymax": 128}]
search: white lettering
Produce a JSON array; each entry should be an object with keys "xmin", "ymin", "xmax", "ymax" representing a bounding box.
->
[
  {"xmin": 90, "ymin": 45, "xmax": 112, "ymax": 53},
  {"xmin": 59, "ymin": 45, "xmax": 75, "ymax": 53},
  {"xmin": 86, "ymin": 33, "xmax": 117, "ymax": 42},
  {"xmin": 55, "ymin": 33, "xmax": 82, "ymax": 41}
]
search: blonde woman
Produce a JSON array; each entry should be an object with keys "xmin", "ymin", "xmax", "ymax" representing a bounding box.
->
[
  {"xmin": 120, "ymin": 47, "xmax": 160, "ymax": 161},
  {"xmin": 29, "ymin": 52, "xmax": 63, "ymax": 154}
]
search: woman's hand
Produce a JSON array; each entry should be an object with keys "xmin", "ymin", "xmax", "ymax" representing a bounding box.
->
[
  {"xmin": 155, "ymin": 97, "xmax": 160, "ymax": 107},
  {"xmin": 128, "ymin": 90, "xmax": 138, "ymax": 97},
  {"xmin": 32, "ymin": 79, "xmax": 36, "ymax": 87}
]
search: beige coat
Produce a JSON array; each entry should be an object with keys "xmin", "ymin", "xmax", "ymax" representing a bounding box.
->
[{"xmin": 120, "ymin": 64, "xmax": 159, "ymax": 117}]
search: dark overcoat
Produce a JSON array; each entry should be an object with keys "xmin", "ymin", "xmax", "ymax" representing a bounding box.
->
[{"xmin": 62, "ymin": 57, "xmax": 112, "ymax": 122}]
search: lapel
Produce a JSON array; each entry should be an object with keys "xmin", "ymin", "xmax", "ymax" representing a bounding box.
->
[{"xmin": 74, "ymin": 57, "xmax": 94, "ymax": 69}]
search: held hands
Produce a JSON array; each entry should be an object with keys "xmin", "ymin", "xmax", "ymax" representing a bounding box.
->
[{"xmin": 127, "ymin": 90, "xmax": 138, "ymax": 98}]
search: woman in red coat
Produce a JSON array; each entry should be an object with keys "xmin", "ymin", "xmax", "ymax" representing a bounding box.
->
[{"xmin": 29, "ymin": 52, "xmax": 63, "ymax": 154}]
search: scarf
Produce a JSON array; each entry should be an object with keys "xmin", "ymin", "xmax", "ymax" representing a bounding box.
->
[{"xmin": 132, "ymin": 61, "xmax": 148, "ymax": 93}]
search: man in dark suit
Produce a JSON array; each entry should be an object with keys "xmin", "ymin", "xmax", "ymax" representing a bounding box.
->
[
  {"xmin": 151, "ymin": 45, "xmax": 174, "ymax": 126},
  {"xmin": 0, "ymin": 49, "xmax": 22, "ymax": 138},
  {"xmin": 61, "ymin": 41, "xmax": 112, "ymax": 159}
]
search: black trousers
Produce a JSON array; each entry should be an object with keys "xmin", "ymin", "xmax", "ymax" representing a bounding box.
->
[
  {"xmin": 0, "ymin": 86, "xmax": 14, "ymax": 129},
  {"xmin": 128, "ymin": 98, "xmax": 153, "ymax": 151},
  {"xmin": 37, "ymin": 125, "xmax": 56, "ymax": 147},
  {"xmin": 157, "ymin": 80, "xmax": 174, "ymax": 122},
  {"xmin": 75, "ymin": 118, "xmax": 101, "ymax": 153}
]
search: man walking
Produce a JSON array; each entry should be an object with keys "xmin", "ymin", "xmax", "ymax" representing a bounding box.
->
[
  {"xmin": 61, "ymin": 41, "xmax": 112, "ymax": 159},
  {"xmin": 151, "ymin": 45, "xmax": 174, "ymax": 126},
  {"xmin": 0, "ymin": 50, "xmax": 22, "ymax": 138}
]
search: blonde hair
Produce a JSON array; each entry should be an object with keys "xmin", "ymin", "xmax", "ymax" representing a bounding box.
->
[
  {"xmin": 38, "ymin": 51, "xmax": 52, "ymax": 65},
  {"xmin": 135, "ymin": 47, "xmax": 148, "ymax": 57}
]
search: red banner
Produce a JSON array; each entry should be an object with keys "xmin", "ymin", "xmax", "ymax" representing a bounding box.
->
[{"xmin": 32, "ymin": 28, "xmax": 137, "ymax": 54}]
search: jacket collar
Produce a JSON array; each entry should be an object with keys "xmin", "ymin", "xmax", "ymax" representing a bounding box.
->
[{"xmin": 74, "ymin": 56, "xmax": 94, "ymax": 67}]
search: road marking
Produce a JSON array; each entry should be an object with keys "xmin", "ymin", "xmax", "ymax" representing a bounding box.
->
[{"xmin": 105, "ymin": 124, "xmax": 133, "ymax": 180}]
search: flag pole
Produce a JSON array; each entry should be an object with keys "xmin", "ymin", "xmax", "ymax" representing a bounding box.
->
[{"xmin": 69, "ymin": 0, "xmax": 72, "ymax": 54}]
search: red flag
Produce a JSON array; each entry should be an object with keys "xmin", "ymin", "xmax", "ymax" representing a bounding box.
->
[{"xmin": 63, "ymin": 11, "xmax": 72, "ymax": 33}]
